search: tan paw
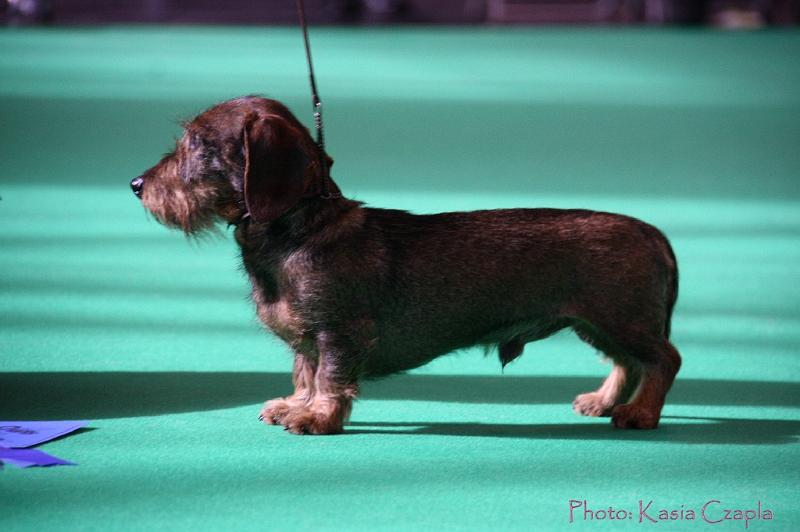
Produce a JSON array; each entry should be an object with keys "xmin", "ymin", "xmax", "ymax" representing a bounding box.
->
[
  {"xmin": 611, "ymin": 404, "xmax": 659, "ymax": 430},
  {"xmin": 282, "ymin": 407, "xmax": 344, "ymax": 435},
  {"xmin": 572, "ymin": 392, "xmax": 613, "ymax": 417},
  {"xmin": 259, "ymin": 398, "xmax": 293, "ymax": 425}
]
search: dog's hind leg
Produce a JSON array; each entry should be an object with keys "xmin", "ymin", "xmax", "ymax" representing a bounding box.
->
[
  {"xmin": 572, "ymin": 323, "xmax": 642, "ymax": 417},
  {"xmin": 572, "ymin": 315, "xmax": 680, "ymax": 428},
  {"xmin": 573, "ymin": 363, "xmax": 642, "ymax": 417},
  {"xmin": 610, "ymin": 337, "xmax": 680, "ymax": 429}
]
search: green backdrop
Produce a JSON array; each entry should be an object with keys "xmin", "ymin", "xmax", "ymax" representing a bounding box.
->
[{"xmin": 1, "ymin": 26, "xmax": 799, "ymax": 530}]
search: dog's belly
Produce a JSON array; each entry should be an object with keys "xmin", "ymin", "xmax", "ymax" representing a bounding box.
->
[{"xmin": 361, "ymin": 313, "xmax": 569, "ymax": 378}]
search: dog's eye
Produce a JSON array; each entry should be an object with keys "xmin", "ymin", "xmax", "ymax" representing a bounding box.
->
[{"xmin": 188, "ymin": 135, "xmax": 201, "ymax": 150}]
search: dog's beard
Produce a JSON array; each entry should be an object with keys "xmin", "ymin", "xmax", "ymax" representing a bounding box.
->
[{"xmin": 141, "ymin": 180, "xmax": 221, "ymax": 235}]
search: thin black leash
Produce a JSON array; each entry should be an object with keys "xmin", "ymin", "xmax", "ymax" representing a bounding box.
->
[{"xmin": 295, "ymin": 0, "xmax": 339, "ymax": 199}]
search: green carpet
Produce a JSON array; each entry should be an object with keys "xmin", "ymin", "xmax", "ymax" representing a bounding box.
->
[{"xmin": 1, "ymin": 26, "xmax": 799, "ymax": 530}]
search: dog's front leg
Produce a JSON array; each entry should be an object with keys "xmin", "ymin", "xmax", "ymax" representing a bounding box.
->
[
  {"xmin": 260, "ymin": 353, "xmax": 317, "ymax": 425},
  {"xmin": 279, "ymin": 332, "xmax": 360, "ymax": 435}
]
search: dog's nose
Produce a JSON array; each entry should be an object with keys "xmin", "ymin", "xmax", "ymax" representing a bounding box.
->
[{"xmin": 130, "ymin": 176, "xmax": 144, "ymax": 198}]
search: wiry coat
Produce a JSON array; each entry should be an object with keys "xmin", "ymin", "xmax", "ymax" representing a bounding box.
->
[{"xmin": 133, "ymin": 96, "xmax": 681, "ymax": 435}]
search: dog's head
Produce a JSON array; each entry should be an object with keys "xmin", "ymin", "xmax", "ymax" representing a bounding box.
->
[{"xmin": 131, "ymin": 96, "xmax": 335, "ymax": 233}]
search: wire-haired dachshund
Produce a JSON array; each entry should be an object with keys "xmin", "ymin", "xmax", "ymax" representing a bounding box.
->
[{"xmin": 131, "ymin": 96, "xmax": 681, "ymax": 435}]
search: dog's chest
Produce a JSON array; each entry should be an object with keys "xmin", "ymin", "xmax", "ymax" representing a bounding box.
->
[{"xmin": 250, "ymin": 278, "xmax": 309, "ymax": 349}]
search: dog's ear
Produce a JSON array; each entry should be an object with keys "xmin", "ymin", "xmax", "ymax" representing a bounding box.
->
[{"xmin": 243, "ymin": 114, "xmax": 309, "ymax": 224}]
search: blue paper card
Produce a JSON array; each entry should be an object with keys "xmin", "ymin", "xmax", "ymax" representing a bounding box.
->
[
  {"xmin": 0, "ymin": 421, "xmax": 88, "ymax": 449},
  {"xmin": 0, "ymin": 446, "xmax": 75, "ymax": 468}
]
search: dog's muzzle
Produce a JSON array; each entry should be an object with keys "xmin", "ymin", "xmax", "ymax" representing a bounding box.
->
[{"xmin": 130, "ymin": 176, "xmax": 144, "ymax": 198}]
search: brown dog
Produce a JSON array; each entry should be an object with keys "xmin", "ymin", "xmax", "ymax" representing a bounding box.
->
[{"xmin": 131, "ymin": 96, "xmax": 681, "ymax": 435}]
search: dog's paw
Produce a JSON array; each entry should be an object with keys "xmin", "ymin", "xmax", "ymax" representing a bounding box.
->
[
  {"xmin": 572, "ymin": 392, "xmax": 613, "ymax": 417},
  {"xmin": 611, "ymin": 404, "xmax": 659, "ymax": 430},
  {"xmin": 260, "ymin": 398, "xmax": 294, "ymax": 425},
  {"xmin": 282, "ymin": 407, "xmax": 344, "ymax": 436}
]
